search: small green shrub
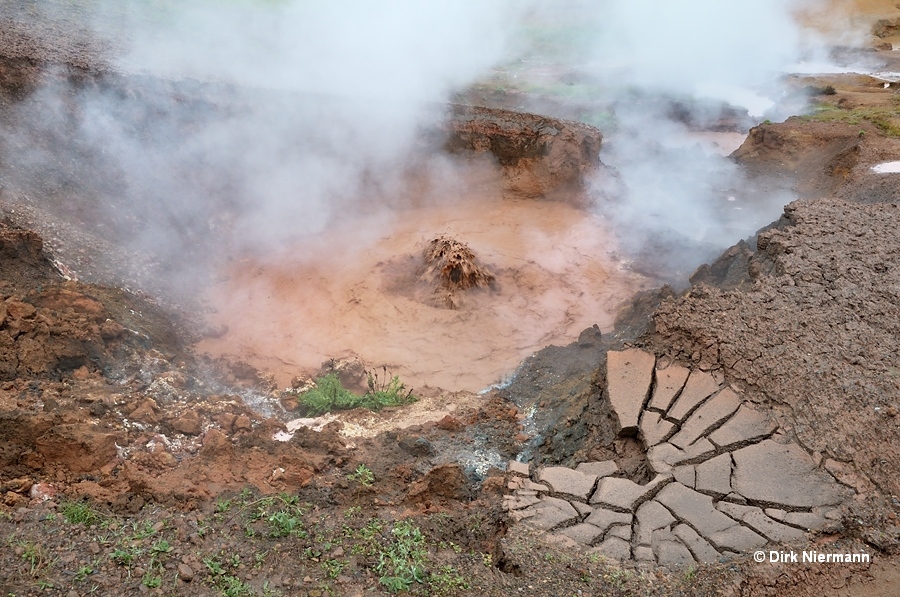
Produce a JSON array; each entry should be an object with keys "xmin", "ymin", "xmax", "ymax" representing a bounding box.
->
[
  {"xmin": 376, "ymin": 520, "xmax": 428, "ymax": 593},
  {"xmin": 294, "ymin": 371, "xmax": 415, "ymax": 416}
]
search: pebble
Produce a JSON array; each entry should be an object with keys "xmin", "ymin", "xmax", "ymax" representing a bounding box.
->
[{"xmin": 177, "ymin": 563, "xmax": 194, "ymax": 582}]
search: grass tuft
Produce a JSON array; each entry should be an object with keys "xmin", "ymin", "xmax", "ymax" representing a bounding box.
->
[{"xmin": 292, "ymin": 370, "xmax": 415, "ymax": 416}]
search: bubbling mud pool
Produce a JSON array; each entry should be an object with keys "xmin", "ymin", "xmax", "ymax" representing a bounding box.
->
[{"xmin": 197, "ymin": 187, "xmax": 654, "ymax": 393}]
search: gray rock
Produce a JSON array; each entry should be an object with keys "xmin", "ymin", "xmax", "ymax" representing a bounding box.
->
[
  {"xmin": 730, "ymin": 505, "xmax": 807, "ymax": 542},
  {"xmin": 557, "ymin": 523, "xmax": 605, "ymax": 545},
  {"xmin": 508, "ymin": 460, "xmax": 530, "ymax": 476},
  {"xmin": 575, "ymin": 460, "xmax": 619, "ymax": 478},
  {"xmin": 673, "ymin": 524, "xmax": 721, "ymax": 563},
  {"xmin": 708, "ymin": 404, "xmax": 777, "ymax": 449},
  {"xmin": 521, "ymin": 497, "xmax": 579, "ymax": 530},
  {"xmin": 634, "ymin": 545, "xmax": 655, "ymax": 562},
  {"xmin": 572, "ymin": 501, "xmax": 593, "ymax": 517},
  {"xmin": 653, "ymin": 532, "xmax": 696, "ymax": 567},
  {"xmin": 538, "ymin": 467, "xmax": 598, "ymax": 500},
  {"xmin": 695, "ymin": 453, "xmax": 733, "ymax": 497},
  {"xmin": 607, "ymin": 524, "xmax": 632, "ymax": 541},
  {"xmin": 669, "ymin": 388, "xmax": 742, "ymax": 449},
  {"xmin": 655, "ymin": 483, "xmax": 739, "ymax": 537},
  {"xmin": 649, "ymin": 364, "xmax": 690, "ymax": 412},
  {"xmin": 648, "ymin": 440, "xmax": 715, "ymax": 474},
  {"xmin": 590, "ymin": 536, "xmax": 631, "ymax": 560},
  {"xmin": 590, "ymin": 474, "xmax": 670, "ymax": 510},
  {"xmin": 606, "ymin": 349, "xmax": 656, "ymax": 433},
  {"xmin": 635, "ymin": 499, "xmax": 675, "ymax": 546},
  {"xmin": 177, "ymin": 563, "xmax": 194, "ymax": 582},
  {"xmin": 783, "ymin": 511, "xmax": 828, "ymax": 531},
  {"xmin": 640, "ymin": 410, "xmax": 675, "ymax": 447},
  {"xmin": 673, "ymin": 465, "xmax": 696, "ymax": 488},
  {"xmin": 503, "ymin": 495, "xmax": 541, "ymax": 511},
  {"xmin": 732, "ymin": 440, "xmax": 845, "ymax": 508},
  {"xmin": 708, "ymin": 524, "xmax": 767, "ymax": 552},
  {"xmin": 666, "ymin": 370, "xmax": 721, "ymax": 422},
  {"xmin": 765, "ymin": 508, "xmax": 787, "ymax": 521},
  {"xmin": 585, "ymin": 507, "xmax": 632, "ymax": 532}
]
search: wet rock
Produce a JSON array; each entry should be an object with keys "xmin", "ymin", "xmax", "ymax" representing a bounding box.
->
[
  {"xmin": 648, "ymin": 364, "xmax": 690, "ymax": 411},
  {"xmin": 605, "ymin": 349, "xmax": 656, "ymax": 434},
  {"xmin": 673, "ymin": 524, "xmax": 721, "ymax": 563},
  {"xmin": 695, "ymin": 453, "xmax": 733, "ymax": 497},
  {"xmin": 716, "ymin": 502, "xmax": 806, "ymax": 543},
  {"xmin": 444, "ymin": 104, "xmax": 602, "ymax": 197},
  {"xmin": 731, "ymin": 440, "xmax": 845, "ymax": 508},
  {"xmin": 575, "ymin": 460, "xmax": 618, "ymax": 478},
  {"xmin": 669, "ymin": 388, "xmax": 741, "ymax": 449},
  {"xmin": 666, "ymin": 370, "xmax": 721, "ymax": 422},
  {"xmin": 584, "ymin": 508, "xmax": 632, "ymax": 533},
  {"xmin": 655, "ymin": 483, "xmax": 739, "ymax": 538},
  {"xmin": 171, "ymin": 411, "xmax": 202, "ymax": 436},
  {"xmin": 557, "ymin": 523, "xmax": 605, "ymax": 545},
  {"xmin": 590, "ymin": 536, "xmax": 631, "ymax": 560},
  {"xmin": 177, "ymin": 563, "xmax": 194, "ymax": 582},
  {"xmin": 783, "ymin": 511, "xmax": 828, "ymax": 531},
  {"xmin": 521, "ymin": 496, "xmax": 579, "ymax": 530},
  {"xmin": 672, "ymin": 465, "xmax": 695, "ymax": 488},
  {"xmin": 652, "ymin": 528, "xmax": 695, "ymax": 567},
  {"xmin": 708, "ymin": 404, "xmax": 777, "ymax": 449},
  {"xmin": 639, "ymin": 410, "xmax": 675, "ymax": 447},
  {"xmin": 399, "ymin": 436, "xmax": 434, "ymax": 457},
  {"xmin": 233, "ymin": 414, "xmax": 252, "ymax": 432},
  {"xmin": 508, "ymin": 460, "xmax": 530, "ymax": 476},
  {"xmin": 537, "ymin": 466, "xmax": 597, "ymax": 500},
  {"xmin": 634, "ymin": 500, "xmax": 675, "ymax": 546},
  {"xmin": 590, "ymin": 474, "xmax": 670, "ymax": 510}
]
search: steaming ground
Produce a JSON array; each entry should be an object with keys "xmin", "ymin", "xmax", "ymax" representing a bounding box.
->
[{"xmin": 197, "ymin": 166, "xmax": 652, "ymax": 392}]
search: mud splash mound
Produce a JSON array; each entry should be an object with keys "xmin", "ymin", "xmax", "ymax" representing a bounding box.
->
[{"xmin": 420, "ymin": 235, "xmax": 496, "ymax": 309}]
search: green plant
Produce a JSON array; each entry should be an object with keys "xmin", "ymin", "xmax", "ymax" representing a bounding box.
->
[
  {"xmin": 74, "ymin": 565, "xmax": 93, "ymax": 582},
  {"xmin": 430, "ymin": 565, "xmax": 469, "ymax": 595},
  {"xmin": 151, "ymin": 539, "xmax": 172, "ymax": 555},
  {"xmin": 141, "ymin": 571, "xmax": 161, "ymax": 589},
  {"xmin": 375, "ymin": 520, "xmax": 427, "ymax": 593},
  {"xmin": 294, "ymin": 373, "xmax": 358, "ymax": 415},
  {"xmin": 111, "ymin": 547, "xmax": 141, "ymax": 566},
  {"xmin": 347, "ymin": 464, "xmax": 375, "ymax": 488},
  {"xmin": 294, "ymin": 371, "xmax": 416, "ymax": 416},
  {"xmin": 60, "ymin": 501, "xmax": 103, "ymax": 526},
  {"xmin": 18, "ymin": 542, "xmax": 49, "ymax": 577},
  {"xmin": 219, "ymin": 576, "xmax": 254, "ymax": 597},
  {"xmin": 365, "ymin": 367, "xmax": 415, "ymax": 410},
  {"xmin": 322, "ymin": 558, "xmax": 345, "ymax": 579}
]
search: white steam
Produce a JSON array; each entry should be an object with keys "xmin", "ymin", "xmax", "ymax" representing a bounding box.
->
[
  {"xmin": 566, "ymin": 0, "xmax": 826, "ymax": 278},
  {"xmin": 3, "ymin": 0, "xmax": 842, "ymax": 291}
]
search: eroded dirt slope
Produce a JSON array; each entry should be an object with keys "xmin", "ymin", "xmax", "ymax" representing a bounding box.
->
[{"xmin": 647, "ymin": 198, "xmax": 900, "ymax": 550}]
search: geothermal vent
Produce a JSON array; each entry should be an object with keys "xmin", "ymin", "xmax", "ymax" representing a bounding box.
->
[{"xmin": 420, "ymin": 235, "xmax": 495, "ymax": 309}]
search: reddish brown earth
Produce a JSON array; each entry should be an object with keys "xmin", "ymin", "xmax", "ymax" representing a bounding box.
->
[{"xmin": 1, "ymin": 3, "xmax": 900, "ymax": 597}]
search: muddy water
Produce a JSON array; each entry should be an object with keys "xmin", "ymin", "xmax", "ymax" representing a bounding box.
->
[{"xmin": 197, "ymin": 184, "xmax": 652, "ymax": 393}]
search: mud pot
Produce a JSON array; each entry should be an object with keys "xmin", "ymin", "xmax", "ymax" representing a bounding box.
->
[{"xmin": 197, "ymin": 169, "xmax": 651, "ymax": 392}]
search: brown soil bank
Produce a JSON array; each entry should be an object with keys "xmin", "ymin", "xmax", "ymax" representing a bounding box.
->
[{"xmin": 646, "ymin": 197, "xmax": 900, "ymax": 551}]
